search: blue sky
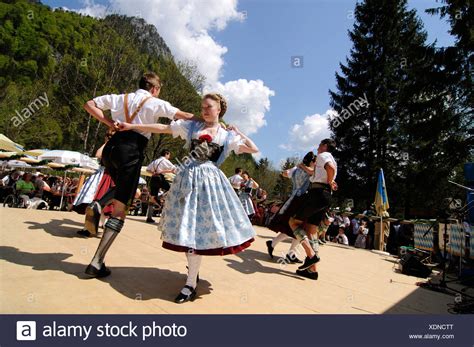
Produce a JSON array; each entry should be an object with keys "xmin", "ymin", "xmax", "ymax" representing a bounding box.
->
[{"xmin": 43, "ymin": 0, "xmax": 455, "ymax": 166}]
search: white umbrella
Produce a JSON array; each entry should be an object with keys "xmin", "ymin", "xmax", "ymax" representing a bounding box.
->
[
  {"xmin": 39, "ymin": 150, "xmax": 99, "ymax": 170},
  {"xmin": 39, "ymin": 151, "xmax": 100, "ymax": 208},
  {"xmin": 0, "ymin": 134, "xmax": 24, "ymax": 152},
  {"xmin": 6, "ymin": 160, "xmax": 32, "ymax": 168}
]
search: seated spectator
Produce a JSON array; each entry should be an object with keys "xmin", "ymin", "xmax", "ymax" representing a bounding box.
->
[
  {"xmin": 16, "ymin": 173, "xmax": 36, "ymax": 207},
  {"xmin": 0, "ymin": 170, "xmax": 20, "ymax": 201},
  {"xmin": 335, "ymin": 226, "xmax": 349, "ymax": 245},
  {"xmin": 34, "ymin": 174, "xmax": 51, "ymax": 199}
]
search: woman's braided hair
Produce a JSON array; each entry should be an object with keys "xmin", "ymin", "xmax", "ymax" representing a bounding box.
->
[{"xmin": 203, "ymin": 93, "xmax": 227, "ymax": 118}]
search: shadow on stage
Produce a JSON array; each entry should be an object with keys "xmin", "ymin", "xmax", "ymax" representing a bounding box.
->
[
  {"xmin": 24, "ymin": 218, "xmax": 86, "ymax": 239},
  {"xmin": 224, "ymin": 249, "xmax": 303, "ymax": 280},
  {"xmin": 0, "ymin": 246, "xmax": 212, "ymax": 302}
]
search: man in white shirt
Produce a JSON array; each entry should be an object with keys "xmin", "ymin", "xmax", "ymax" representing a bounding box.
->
[
  {"xmin": 289, "ymin": 138, "xmax": 338, "ymax": 280},
  {"xmin": 228, "ymin": 168, "xmax": 244, "ymax": 194},
  {"xmin": 145, "ymin": 149, "xmax": 176, "ymax": 223},
  {"xmin": 83, "ymin": 72, "xmax": 194, "ymax": 278}
]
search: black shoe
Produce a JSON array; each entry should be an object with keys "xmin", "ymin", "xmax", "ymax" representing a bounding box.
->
[
  {"xmin": 286, "ymin": 254, "xmax": 303, "ymax": 264},
  {"xmin": 85, "ymin": 202, "xmax": 100, "ymax": 235},
  {"xmin": 298, "ymin": 255, "xmax": 321, "ymax": 270},
  {"xmin": 319, "ymin": 239, "xmax": 327, "ymax": 244},
  {"xmin": 174, "ymin": 285, "xmax": 197, "ymax": 303},
  {"xmin": 266, "ymin": 240, "xmax": 274, "ymax": 259},
  {"xmin": 85, "ymin": 263, "xmax": 111, "ymax": 278},
  {"xmin": 146, "ymin": 218, "xmax": 155, "ymax": 224},
  {"xmin": 296, "ymin": 269, "xmax": 319, "ymax": 280},
  {"xmin": 77, "ymin": 229, "xmax": 92, "ymax": 237}
]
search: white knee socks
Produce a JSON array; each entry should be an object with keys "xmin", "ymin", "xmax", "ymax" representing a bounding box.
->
[
  {"xmin": 181, "ymin": 252, "xmax": 202, "ymax": 295},
  {"xmin": 272, "ymin": 233, "xmax": 288, "ymax": 248}
]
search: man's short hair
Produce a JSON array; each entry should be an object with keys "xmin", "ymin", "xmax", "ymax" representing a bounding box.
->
[
  {"xmin": 160, "ymin": 149, "xmax": 170, "ymax": 157},
  {"xmin": 235, "ymin": 167, "xmax": 243, "ymax": 174},
  {"xmin": 139, "ymin": 72, "xmax": 161, "ymax": 91},
  {"xmin": 321, "ymin": 138, "xmax": 336, "ymax": 152}
]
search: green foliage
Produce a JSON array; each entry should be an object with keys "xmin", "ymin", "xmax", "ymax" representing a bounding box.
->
[
  {"xmin": 329, "ymin": 0, "xmax": 471, "ymax": 218},
  {"xmin": 0, "ymin": 0, "xmax": 201, "ymax": 163}
]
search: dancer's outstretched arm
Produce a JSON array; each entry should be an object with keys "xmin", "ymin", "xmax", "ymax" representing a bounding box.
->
[
  {"xmin": 175, "ymin": 110, "xmax": 195, "ymax": 120},
  {"xmin": 226, "ymin": 125, "xmax": 259, "ymax": 154},
  {"xmin": 298, "ymin": 163, "xmax": 314, "ymax": 176},
  {"xmin": 117, "ymin": 122, "xmax": 172, "ymax": 134}
]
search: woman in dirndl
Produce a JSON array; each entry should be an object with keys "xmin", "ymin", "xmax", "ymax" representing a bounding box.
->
[
  {"xmin": 117, "ymin": 93, "xmax": 259, "ymax": 303},
  {"xmin": 238, "ymin": 171, "xmax": 259, "ymax": 219}
]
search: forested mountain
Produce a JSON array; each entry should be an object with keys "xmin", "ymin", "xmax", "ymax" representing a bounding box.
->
[{"xmin": 0, "ymin": 0, "xmax": 201, "ymax": 165}]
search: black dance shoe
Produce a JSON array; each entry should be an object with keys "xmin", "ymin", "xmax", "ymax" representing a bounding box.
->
[
  {"xmin": 296, "ymin": 269, "xmax": 319, "ymax": 280},
  {"xmin": 285, "ymin": 253, "xmax": 303, "ymax": 264},
  {"xmin": 319, "ymin": 238, "xmax": 327, "ymax": 244},
  {"xmin": 85, "ymin": 263, "xmax": 111, "ymax": 278},
  {"xmin": 266, "ymin": 240, "xmax": 274, "ymax": 259},
  {"xmin": 297, "ymin": 255, "xmax": 321, "ymax": 270},
  {"xmin": 174, "ymin": 285, "xmax": 197, "ymax": 304},
  {"xmin": 146, "ymin": 218, "xmax": 155, "ymax": 224}
]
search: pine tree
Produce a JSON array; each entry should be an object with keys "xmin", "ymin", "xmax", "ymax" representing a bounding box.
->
[{"xmin": 329, "ymin": 0, "xmax": 470, "ymax": 217}]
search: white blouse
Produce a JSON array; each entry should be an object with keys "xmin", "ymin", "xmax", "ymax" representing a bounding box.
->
[{"xmin": 170, "ymin": 120, "xmax": 245, "ymax": 155}]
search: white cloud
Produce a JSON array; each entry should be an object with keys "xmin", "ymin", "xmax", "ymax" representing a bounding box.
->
[
  {"xmin": 72, "ymin": 0, "xmax": 274, "ymax": 137},
  {"xmin": 252, "ymin": 152, "xmax": 263, "ymax": 161},
  {"xmin": 107, "ymin": 0, "xmax": 244, "ymax": 86},
  {"xmin": 75, "ymin": 0, "xmax": 108, "ymax": 17},
  {"xmin": 280, "ymin": 109, "xmax": 336, "ymax": 153},
  {"xmin": 211, "ymin": 79, "xmax": 275, "ymax": 135}
]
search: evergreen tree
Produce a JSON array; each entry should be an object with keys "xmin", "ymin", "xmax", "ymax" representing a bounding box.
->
[{"xmin": 329, "ymin": 0, "xmax": 470, "ymax": 217}]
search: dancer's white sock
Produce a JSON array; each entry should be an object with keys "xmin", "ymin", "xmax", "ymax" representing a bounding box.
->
[
  {"xmin": 288, "ymin": 239, "xmax": 300, "ymax": 258},
  {"xmin": 182, "ymin": 252, "xmax": 202, "ymax": 295},
  {"xmin": 272, "ymin": 233, "xmax": 288, "ymax": 248},
  {"xmin": 289, "ymin": 239, "xmax": 299, "ymax": 252}
]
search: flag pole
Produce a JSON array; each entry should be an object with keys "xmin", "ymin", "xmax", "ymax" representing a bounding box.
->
[{"xmin": 380, "ymin": 215, "xmax": 383, "ymax": 251}]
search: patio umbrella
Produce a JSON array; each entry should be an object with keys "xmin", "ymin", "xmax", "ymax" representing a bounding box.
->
[
  {"xmin": 39, "ymin": 150, "xmax": 99, "ymax": 170},
  {"xmin": 5, "ymin": 160, "xmax": 32, "ymax": 169},
  {"xmin": 0, "ymin": 134, "xmax": 24, "ymax": 152}
]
